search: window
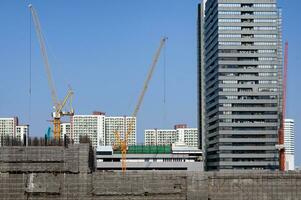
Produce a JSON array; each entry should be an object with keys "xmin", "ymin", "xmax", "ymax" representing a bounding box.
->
[
  {"xmin": 222, "ymin": 88, "xmax": 237, "ymax": 92},
  {"xmin": 258, "ymin": 88, "xmax": 278, "ymax": 92},
  {"xmin": 254, "ymin": 42, "xmax": 277, "ymax": 46},
  {"xmin": 219, "ymin": 11, "xmax": 241, "ymax": 15},
  {"xmin": 254, "ymin": 4, "xmax": 276, "ymax": 8},
  {"xmin": 254, "ymin": 11, "xmax": 277, "ymax": 15},
  {"xmin": 258, "ymin": 49, "xmax": 276, "ymax": 53},
  {"xmin": 255, "ymin": 34, "xmax": 277, "ymax": 39},
  {"xmin": 254, "ymin": 19, "xmax": 277, "ymax": 23},
  {"xmin": 222, "ymin": 111, "xmax": 232, "ymax": 115},
  {"xmin": 219, "ymin": 18, "xmax": 241, "ymax": 23},
  {"xmin": 258, "ymin": 65, "xmax": 277, "ymax": 69},
  {"xmin": 223, "ymin": 95, "xmax": 238, "ymax": 100},
  {"xmin": 238, "ymin": 88, "xmax": 253, "ymax": 92},
  {"xmin": 254, "ymin": 26, "xmax": 276, "ymax": 30},
  {"xmin": 219, "ymin": 34, "xmax": 240, "ymax": 38},
  {"xmin": 238, "ymin": 50, "xmax": 256, "ymax": 54},
  {"xmin": 219, "ymin": 42, "xmax": 241, "ymax": 46},
  {"xmin": 259, "ymin": 80, "xmax": 277, "ymax": 84},
  {"xmin": 220, "ymin": 80, "xmax": 237, "ymax": 84},
  {"xmin": 259, "ymin": 72, "xmax": 277, "ymax": 77},
  {"xmin": 219, "ymin": 26, "xmax": 241, "ymax": 30},
  {"xmin": 219, "ymin": 3, "xmax": 240, "ymax": 7},
  {"xmin": 259, "ymin": 57, "xmax": 276, "ymax": 61},
  {"xmin": 221, "ymin": 103, "xmax": 232, "ymax": 107}
]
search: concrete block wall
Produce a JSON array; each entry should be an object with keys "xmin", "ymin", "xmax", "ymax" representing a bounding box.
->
[
  {"xmin": 0, "ymin": 144, "xmax": 90, "ymax": 173},
  {"xmin": 0, "ymin": 144, "xmax": 301, "ymax": 199}
]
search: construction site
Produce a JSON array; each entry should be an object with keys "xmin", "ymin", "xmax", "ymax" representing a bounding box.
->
[
  {"xmin": 1, "ymin": 1, "xmax": 300, "ymax": 199},
  {"xmin": 0, "ymin": 143, "xmax": 300, "ymax": 200}
]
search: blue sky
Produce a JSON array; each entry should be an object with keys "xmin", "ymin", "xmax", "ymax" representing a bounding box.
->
[{"xmin": 0, "ymin": 0, "xmax": 300, "ymax": 166}]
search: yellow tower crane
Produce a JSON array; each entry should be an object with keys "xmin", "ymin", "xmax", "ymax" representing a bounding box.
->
[
  {"xmin": 29, "ymin": 4, "xmax": 74, "ymax": 140},
  {"xmin": 114, "ymin": 37, "xmax": 167, "ymax": 174}
]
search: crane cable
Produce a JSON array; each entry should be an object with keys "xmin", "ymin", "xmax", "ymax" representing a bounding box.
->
[
  {"xmin": 28, "ymin": 8, "xmax": 32, "ymax": 131},
  {"xmin": 163, "ymin": 39, "xmax": 167, "ymax": 122}
]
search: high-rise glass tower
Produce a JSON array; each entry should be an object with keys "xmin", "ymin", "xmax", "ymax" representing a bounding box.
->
[{"xmin": 198, "ymin": 0, "xmax": 283, "ymax": 171}]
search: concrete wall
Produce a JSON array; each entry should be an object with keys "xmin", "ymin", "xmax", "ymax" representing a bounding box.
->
[
  {"xmin": 1, "ymin": 144, "xmax": 301, "ymax": 200},
  {"xmin": 1, "ymin": 171, "xmax": 301, "ymax": 200}
]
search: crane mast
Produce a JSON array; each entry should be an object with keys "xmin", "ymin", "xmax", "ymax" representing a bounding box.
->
[
  {"xmin": 279, "ymin": 41, "xmax": 288, "ymax": 171},
  {"xmin": 114, "ymin": 37, "xmax": 167, "ymax": 174},
  {"xmin": 29, "ymin": 4, "xmax": 74, "ymax": 140}
]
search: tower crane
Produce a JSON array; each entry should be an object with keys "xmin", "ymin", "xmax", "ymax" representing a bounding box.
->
[
  {"xmin": 29, "ymin": 4, "xmax": 74, "ymax": 140},
  {"xmin": 114, "ymin": 37, "xmax": 167, "ymax": 174}
]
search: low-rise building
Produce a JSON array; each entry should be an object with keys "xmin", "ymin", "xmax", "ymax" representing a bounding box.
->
[{"xmin": 96, "ymin": 143, "xmax": 203, "ymax": 171}]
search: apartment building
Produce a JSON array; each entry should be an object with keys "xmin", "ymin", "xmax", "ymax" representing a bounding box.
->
[
  {"xmin": 16, "ymin": 125, "xmax": 29, "ymax": 145},
  {"xmin": 71, "ymin": 113, "xmax": 136, "ymax": 148},
  {"xmin": 0, "ymin": 117, "xmax": 28, "ymax": 145},
  {"xmin": 71, "ymin": 114, "xmax": 105, "ymax": 147},
  {"xmin": 104, "ymin": 116, "xmax": 136, "ymax": 146},
  {"xmin": 145, "ymin": 129, "xmax": 177, "ymax": 146},
  {"xmin": 144, "ymin": 126, "xmax": 198, "ymax": 147},
  {"xmin": 60, "ymin": 123, "xmax": 71, "ymax": 141},
  {"xmin": 177, "ymin": 128, "xmax": 198, "ymax": 147},
  {"xmin": 284, "ymin": 119, "xmax": 294, "ymax": 170}
]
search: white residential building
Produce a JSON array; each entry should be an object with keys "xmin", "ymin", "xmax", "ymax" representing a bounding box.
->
[
  {"xmin": 284, "ymin": 119, "xmax": 295, "ymax": 170},
  {"xmin": 16, "ymin": 125, "xmax": 29, "ymax": 145},
  {"xmin": 71, "ymin": 113, "xmax": 136, "ymax": 148},
  {"xmin": 60, "ymin": 123, "xmax": 71, "ymax": 141},
  {"xmin": 145, "ymin": 126, "xmax": 199, "ymax": 147},
  {"xmin": 0, "ymin": 117, "xmax": 29, "ymax": 146},
  {"xmin": 105, "ymin": 116, "xmax": 136, "ymax": 146},
  {"xmin": 145, "ymin": 129, "xmax": 177, "ymax": 146},
  {"xmin": 177, "ymin": 128, "xmax": 198, "ymax": 147},
  {"xmin": 0, "ymin": 117, "xmax": 18, "ymax": 145},
  {"xmin": 71, "ymin": 114, "xmax": 105, "ymax": 148}
]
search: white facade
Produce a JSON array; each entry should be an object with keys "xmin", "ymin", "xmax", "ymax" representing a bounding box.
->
[
  {"xmin": 105, "ymin": 116, "xmax": 136, "ymax": 146},
  {"xmin": 71, "ymin": 114, "xmax": 136, "ymax": 148},
  {"xmin": 145, "ymin": 129, "xmax": 177, "ymax": 145},
  {"xmin": 0, "ymin": 117, "xmax": 18, "ymax": 145},
  {"xmin": 0, "ymin": 117, "xmax": 29, "ymax": 146},
  {"xmin": 177, "ymin": 128, "xmax": 198, "ymax": 147},
  {"xmin": 72, "ymin": 114, "xmax": 105, "ymax": 148},
  {"xmin": 145, "ymin": 127, "xmax": 199, "ymax": 147},
  {"xmin": 16, "ymin": 125, "xmax": 29, "ymax": 145},
  {"xmin": 284, "ymin": 119, "xmax": 295, "ymax": 170},
  {"xmin": 60, "ymin": 123, "xmax": 71, "ymax": 140},
  {"xmin": 96, "ymin": 143, "xmax": 203, "ymax": 171}
]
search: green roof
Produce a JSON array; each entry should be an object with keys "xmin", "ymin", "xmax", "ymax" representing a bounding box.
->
[{"xmin": 114, "ymin": 145, "xmax": 171, "ymax": 154}]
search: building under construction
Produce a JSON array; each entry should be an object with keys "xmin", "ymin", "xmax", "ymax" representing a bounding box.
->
[{"xmin": 0, "ymin": 144, "xmax": 301, "ymax": 200}]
